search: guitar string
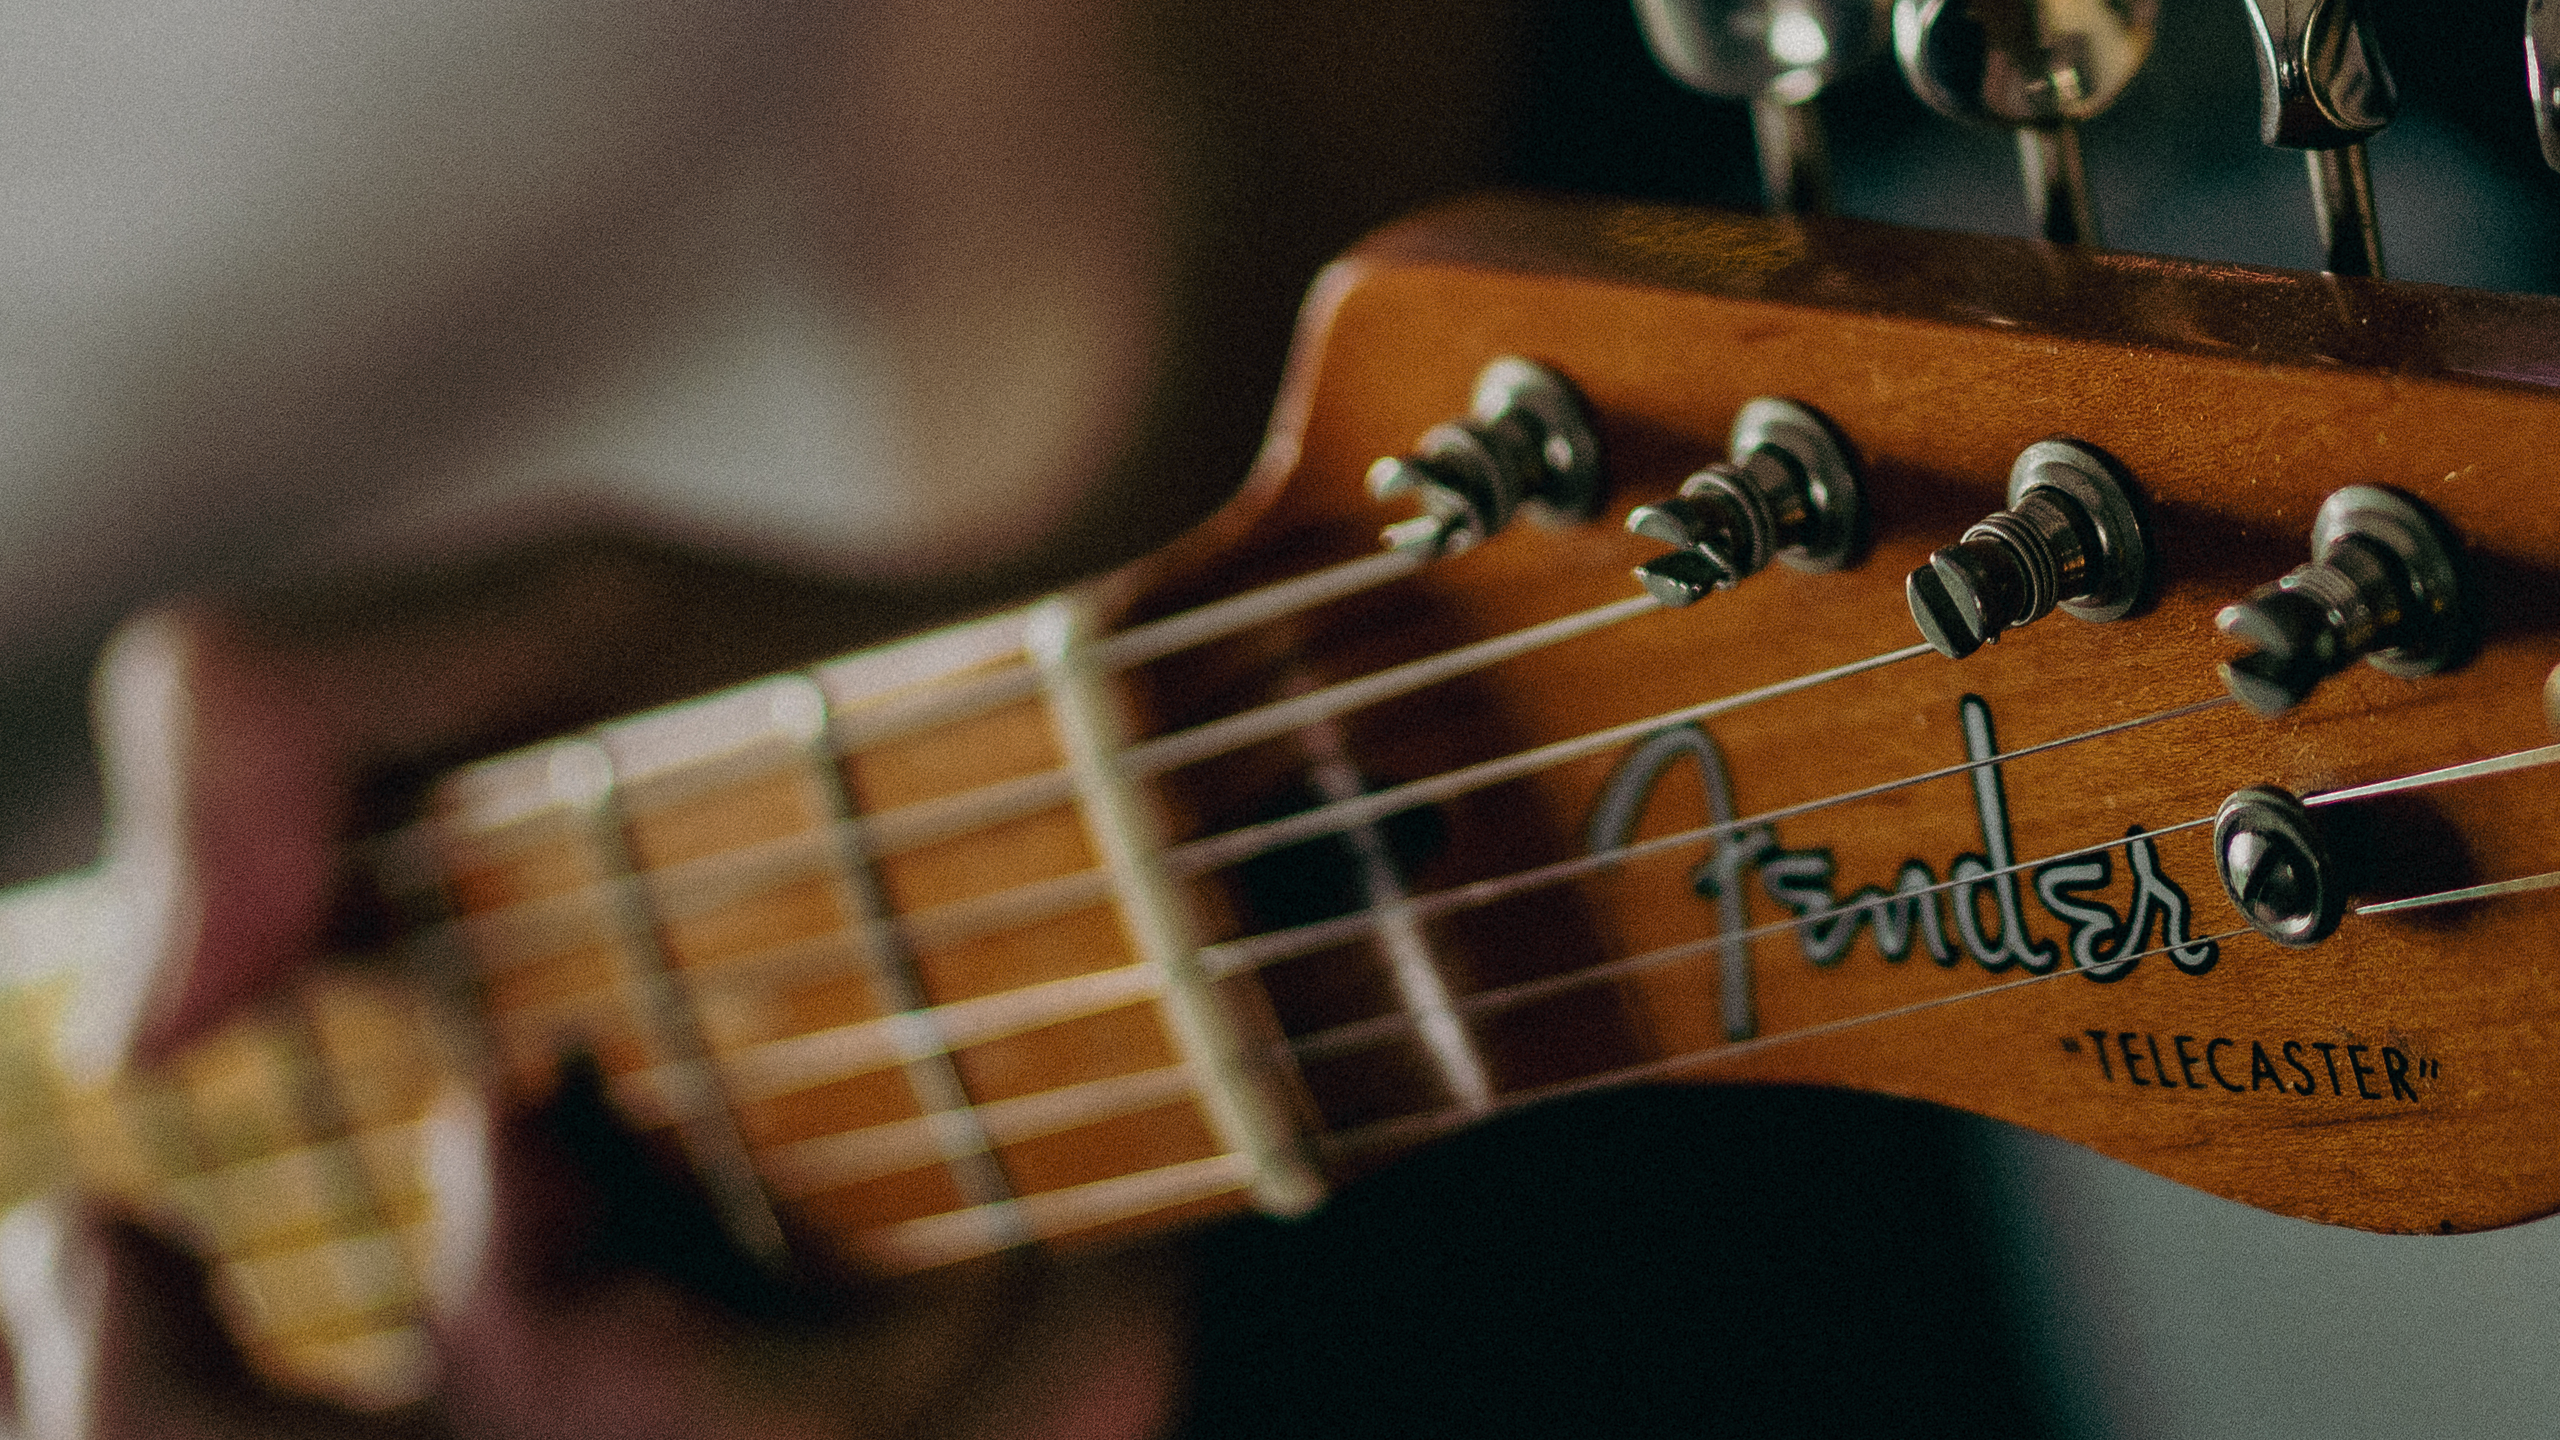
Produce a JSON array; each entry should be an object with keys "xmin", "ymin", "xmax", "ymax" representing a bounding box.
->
[
  {"xmin": 667, "ymin": 731, "xmax": 2560, "ymax": 1113},
  {"xmin": 1169, "ymin": 642, "xmax": 1940, "ymax": 876},
  {"xmin": 382, "ymin": 545, "xmax": 1434, "ymax": 871},
  {"xmin": 1097, "ymin": 547, "xmax": 1429, "ymax": 670},
  {"xmin": 453, "ymin": 677, "xmax": 2214, "ymax": 1050},
  {"xmin": 1196, "ymin": 694, "xmax": 2231, "ymax": 976},
  {"xmin": 1287, "ymin": 734, "xmax": 2560, "ymax": 1077},
  {"xmin": 415, "ymin": 602, "xmax": 1863, "ymax": 971},
  {"xmin": 602, "ymin": 704, "xmax": 2233, "ymax": 1110},
  {"xmin": 1119, "ymin": 593, "xmax": 1664, "ymax": 777},
  {"xmin": 503, "ymin": 736, "xmax": 2560, "ymax": 1230},
  {"xmin": 1318, "ymin": 924, "xmax": 2268, "ymax": 1163},
  {"xmin": 1282, "ymin": 814, "xmax": 2222, "ymax": 1062},
  {"xmin": 2303, "ymin": 741, "xmax": 2560, "ymax": 808},
  {"xmin": 823, "ymin": 549, "xmax": 1438, "ymax": 752}
]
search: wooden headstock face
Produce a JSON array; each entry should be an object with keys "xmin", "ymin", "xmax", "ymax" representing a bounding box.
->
[{"xmin": 1122, "ymin": 194, "xmax": 2560, "ymax": 1237}]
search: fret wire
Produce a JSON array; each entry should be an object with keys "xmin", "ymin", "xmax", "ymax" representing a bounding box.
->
[
  {"xmin": 758, "ymin": 1063, "xmax": 1198, "ymax": 1198},
  {"xmin": 1201, "ymin": 693, "xmax": 2230, "ymax": 977},
  {"xmin": 1124, "ymin": 594, "xmax": 1663, "ymax": 779},
  {"xmin": 1286, "ymin": 816, "xmax": 2219, "ymax": 1064},
  {"xmin": 262, "ymin": 997, "xmax": 412, "ymax": 1268},
  {"xmin": 438, "ymin": 688, "xmax": 2230, "ymax": 1121},
  {"xmin": 791, "ymin": 677, "xmax": 1026, "ymax": 1235},
  {"xmin": 636, "ymin": 961, "xmax": 1163, "ymax": 1108},
  {"xmin": 410, "ymin": 597, "xmax": 1739, "ymax": 967},
  {"xmin": 865, "ymin": 1152, "xmax": 1253, "ymax": 1273},
  {"xmin": 1319, "ymin": 924, "xmax": 2264, "ymax": 1164},
  {"xmin": 430, "ymin": 642, "xmax": 1944, "ymax": 989},
  {"xmin": 574, "ymin": 740, "xmax": 792, "ymax": 1268}
]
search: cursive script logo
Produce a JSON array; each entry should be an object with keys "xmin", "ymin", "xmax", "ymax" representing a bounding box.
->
[{"xmin": 1587, "ymin": 695, "xmax": 2219, "ymax": 1040}]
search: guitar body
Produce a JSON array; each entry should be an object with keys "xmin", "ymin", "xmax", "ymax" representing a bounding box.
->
[{"xmin": 13, "ymin": 194, "xmax": 2560, "ymax": 1405}]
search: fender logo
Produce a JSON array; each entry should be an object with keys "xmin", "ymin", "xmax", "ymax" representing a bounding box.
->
[{"xmin": 1586, "ymin": 695, "xmax": 2219, "ymax": 1040}]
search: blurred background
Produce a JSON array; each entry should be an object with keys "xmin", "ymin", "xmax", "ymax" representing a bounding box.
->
[{"xmin": 4, "ymin": 1, "xmax": 2560, "ymax": 1434}]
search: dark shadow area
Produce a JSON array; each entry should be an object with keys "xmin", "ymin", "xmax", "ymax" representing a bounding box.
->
[{"xmin": 1184, "ymin": 1085, "xmax": 2052, "ymax": 1439}]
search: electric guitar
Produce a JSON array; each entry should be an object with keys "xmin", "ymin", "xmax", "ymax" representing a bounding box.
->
[{"xmin": 6, "ymin": 193, "xmax": 2560, "ymax": 1408}]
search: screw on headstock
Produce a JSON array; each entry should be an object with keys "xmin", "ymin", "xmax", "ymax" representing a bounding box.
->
[
  {"xmin": 2215, "ymin": 786, "xmax": 2344, "ymax": 946},
  {"xmin": 1892, "ymin": 0, "xmax": 2158, "ymax": 246},
  {"xmin": 1905, "ymin": 438, "xmax": 2150, "ymax": 659},
  {"xmin": 1625, "ymin": 397, "xmax": 1863, "ymax": 606},
  {"xmin": 2215, "ymin": 485, "xmax": 2469, "ymax": 717},
  {"xmin": 2239, "ymin": 0, "xmax": 2395, "ymax": 276},
  {"xmin": 1367, "ymin": 357, "xmax": 1605, "ymax": 556},
  {"xmin": 1632, "ymin": 0, "xmax": 1893, "ymax": 213}
]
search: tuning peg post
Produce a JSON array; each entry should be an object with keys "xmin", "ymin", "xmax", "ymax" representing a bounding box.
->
[
  {"xmin": 1633, "ymin": 0, "xmax": 1892, "ymax": 213},
  {"xmin": 1628, "ymin": 398, "xmax": 1862, "ymax": 605},
  {"xmin": 1891, "ymin": 0, "xmax": 2158, "ymax": 247},
  {"xmin": 2214, "ymin": 486, "xmax": 2465, "ymax": 716},
  {"xmin": 1367, "ymin": 358, "xmax": 1604, "ymax": 557},
  {"xmin": 2238, "ymin": 0, "xmax": 2394, "ymax": 277}
]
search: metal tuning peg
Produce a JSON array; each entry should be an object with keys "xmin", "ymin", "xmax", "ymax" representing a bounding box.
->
[
  {"xmin": 1905, "ymin": 438, "xmax": 2148, "ymax": 659},
  {"xmin": 1892, "ymin": 0, "xmax": 2158, "ymax": 246},
  {"xmin": 2215, "ymin": 485, "xmax": 2468, "ymax": 717},
  {"xmin": 1626, "ymin": 397, "xmax": 1862, "ymax": 606},
  {"xmin": 1633, "ymin": 0, "xmax": 1892, "ymax": 213},
  {"xmin": 2239, "ymin": 0, "xmax": 2395, "ymax": 277},
  {"xmin": 1367, "ymin": 357, "xmax": 1604, "ymax": 556},
  {"xmin": 2215, "ymin": 786, "xmax": 2345, "ymax": 946},
  {"xmin": 2530, "ymin": 0, "xmax": 2560, "ymax": 173}
]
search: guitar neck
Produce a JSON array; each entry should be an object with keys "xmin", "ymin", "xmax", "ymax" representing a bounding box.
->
[{"xmin": 17, "ymin": 194, "xmax": 2560, "ymax": 1408}]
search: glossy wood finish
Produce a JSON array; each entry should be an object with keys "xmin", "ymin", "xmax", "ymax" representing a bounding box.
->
[
  {"xmin": 1167, "ymin": 193, "xmax": 2560, "ymax": 1236},
  {"xmin": 15, "ymin": 195, "xmax": 2560, "ymax": 1404}
]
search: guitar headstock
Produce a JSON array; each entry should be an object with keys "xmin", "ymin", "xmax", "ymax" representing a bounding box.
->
[{"xmin": 1123, "ymin": 193, "xmax": 2560, "ymax": 1236}]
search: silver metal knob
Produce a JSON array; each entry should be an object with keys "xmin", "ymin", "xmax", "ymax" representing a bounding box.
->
[
  {"xmin": 2528, "ymin": 0, "xmax": 2560, "ymax": 173},
  {"xmin": 2239, "ymin": 0, "xmax": 2395, "ymax": 276},
  {"xmin": 1633, "ymin": 0, "xmax": 1892, "ymax": 212},
  {"xmin": 2215, "ymin": 787, "xmax": 2344, "ymax": 946},
  {"xmin": 1367, "ymin": 358, "xmax": 1605, "ymax": 556},
  {"xmin": 1905, "ymin": 438, "xmax": 2149, "ymax": 659},
  {"xmin": 1628, "ymin": 397, "xmax": 1862, "ymax": 605},
  {"xmin": 2215, "ymin": 485, "xmax": 2468, "ymax": 717},
  {"xmin": 1892, "ymin": 0, "xmax": 2158, "ymax": 246}
]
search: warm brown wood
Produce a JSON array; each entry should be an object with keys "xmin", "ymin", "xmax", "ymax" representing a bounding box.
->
[
  {"xmin": 20, "ymin": 194, "xmax": 2560, "ymax": 1405},
  {"xmin": 1139, "ymin": 193, "xmax": 2560, "ymax": 1237}
]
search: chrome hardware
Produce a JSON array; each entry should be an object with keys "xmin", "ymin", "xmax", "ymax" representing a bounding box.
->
[
  {"xmin": 1892, "ymin": 0, "xmax": 2158, "ymax": 246},
  {"xmin": 2531, "ymin": 0, "xmax": 2560, "ymax": 172},
  {"xmin": 2216, "ymin": 485, "xmax": 2468, "ymax": 717},
  {"xmin": 1905, "ymin": 438, "xmax": 2148, "ymax": 660},
  {"xmin": 2215, "ymin": 786, "xmax": 2344, "ymax": 947},
  {"xmin": 2238, "ymin": 0, "xmax": 2394, "ymax": 276},
  {"xmin": 1367, "ymin": 357, "xmax": 1605, "ymax": 556},
  {"xmin": 1633, "ymin": 0, "xmax": 1892, "ymax": 212},
  {"xmin": 1627, "ymin": 397, "xmax": 1862, "ymax": 606}
]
